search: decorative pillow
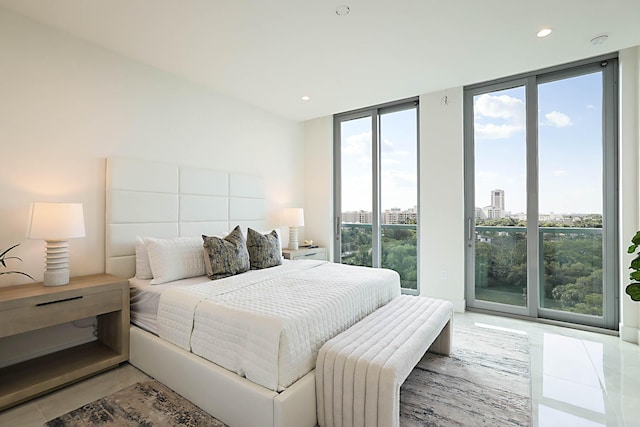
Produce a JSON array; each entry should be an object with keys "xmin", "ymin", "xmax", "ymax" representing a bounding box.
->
[
  {"xmin": 247, "ymin": 228, "xmax": 282, "ymax": 270},
  {"xmin": 261, "ymin": 229, "xmax": 285, "ymax": 261},
  {"xmin": 135, "ymin": 236, "xmax": 153, "ymax": 280},
  {"xmin": 144, "ymin": 236, "xmax": 206, "ymax": 285},
  {"xmin": 202, "ymin": 225, "xmax": 250, "ymax": 280}
]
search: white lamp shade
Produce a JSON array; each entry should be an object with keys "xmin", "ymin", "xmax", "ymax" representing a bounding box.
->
[
  {"xmin": 28, "ymin": 202, "xmax": 86, "ymax": 240},
  {"xmin": 282, "ymin": 208, "xmax": 304, "ymax": 227}
]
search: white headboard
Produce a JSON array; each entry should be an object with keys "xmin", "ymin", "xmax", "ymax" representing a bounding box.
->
[{"xmin": 105, "ymin": 157, "xmax": 266, "ymax": 278}]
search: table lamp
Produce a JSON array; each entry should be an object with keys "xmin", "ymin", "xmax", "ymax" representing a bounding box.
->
[
  {"xmin": 282, "ymin": 208, "xmax": 304, "ymax": 250},
  {"xmin": 28, "ymin": 202, "xmax": 86, "ymax": 286}
]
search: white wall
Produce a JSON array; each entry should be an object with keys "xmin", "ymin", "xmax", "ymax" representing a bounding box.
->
[
  {"xmin": 619, "ymin": 46, "xmax": 640, "ymax": 343},
  {"xmin": 419, "ymin": 88, "xmax": 466, "ymax": 311},
  {"xmin": 0, "ymin": 6, "xmax": 303, "ymax": 286},
  {"xmin": 0, "ymin": 7, "xmax": 304, "ymax": 364},
  {"xmin": 303, "ymin": 116, "xmax": 334, "ymax": 260}
]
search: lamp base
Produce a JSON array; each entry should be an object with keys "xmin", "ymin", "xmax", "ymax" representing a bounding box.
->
[
  {"xmin": 288, "ymin": 226, "xmax": 299, "ymax": 250},
  {"xmin": 43, "ymin": 269, "xmax": 70, "ymax": 286},
  {"xmin": 43, "ymin": 239, "xmax": 70, "ymax": 286}
]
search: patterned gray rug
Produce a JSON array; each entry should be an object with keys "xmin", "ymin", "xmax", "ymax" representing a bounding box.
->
[
  {"xmin": 45, "ymin": 322, "xmax": 530, "ymax": 427},
  {"xmin": 44, "ymin": 380, "xmax": 227, "ymax": 427},
  {"xmin": 400, "ymin": 322, "xmax": 531, "ymax": 426}
]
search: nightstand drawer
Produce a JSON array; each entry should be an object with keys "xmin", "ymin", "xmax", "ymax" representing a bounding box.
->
[
  {"xmin": 296, "ymin": 250, "xmax": 327, "ymax": 260},
  {"xmin": 283, "ymin": 247, "xmax": 328, "ymax": 261},
  {"xmin": 0, "ymin": 289, "xmax": 122, "ymax": 338}
]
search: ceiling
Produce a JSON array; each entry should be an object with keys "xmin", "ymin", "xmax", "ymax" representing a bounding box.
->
[{"xmin": 1, "ymin": 0, "xmax": 639, "ymax": 122}]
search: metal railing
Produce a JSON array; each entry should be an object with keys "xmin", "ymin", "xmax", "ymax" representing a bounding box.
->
[
  {"xmin": 339, "ymin": 222, "xmax": 418, "ymax": 289},
  {"xmin": 474, "ymin": 225, "xmax": 603, "ymax": 314}
]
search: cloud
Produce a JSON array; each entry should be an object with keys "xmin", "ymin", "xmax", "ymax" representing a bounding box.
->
[
  {"xmin": 474, "ymin": 93, "xmax": 525, "ymax": 139},
  {"xmin": 542, "ymin": 111, "xmax": 573, "ymax": 127},
  {"xmin": 342, "ymin": 132, "xmax": 371, "ymax": 155},
  {"xmin": 381, "ymin": 158, "xmax": 401, "ymax": 166}
]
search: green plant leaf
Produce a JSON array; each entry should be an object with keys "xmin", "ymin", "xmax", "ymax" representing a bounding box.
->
[
  {"xmin": 629, "ymin": 244, "xmax": 638, "ymax": 254},
  {"xmin": 632, "ymin": 231, "xmax": 640, "ymax": 246},
  {"xmin": 630, "ymin": 271, "xmax": 640, "ymax": 281},
  {"xmin": 631, "ymin": 256, "xmax": 640, "ymax": 271},
  {"xmin": 626, "ymin": 283, "xmax": 640, "ymax": 302}
]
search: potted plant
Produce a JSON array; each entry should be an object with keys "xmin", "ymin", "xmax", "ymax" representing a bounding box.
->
[
  {"xmin": 0, "ymin": 244, "xmax": 34, "ymax": 280},
  {"xmin": 626, "ymin": 231, "xmax": 640, "ymax": 301}
]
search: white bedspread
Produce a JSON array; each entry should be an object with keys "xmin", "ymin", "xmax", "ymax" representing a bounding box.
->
[{"xmin": 157, "ymin": 261, "xmax": 401, "ymax": 391}]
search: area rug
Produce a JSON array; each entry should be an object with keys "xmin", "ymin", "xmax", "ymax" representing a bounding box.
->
[
  {"xmin": 46, "ymin": 321, "xmax": 531, "ymax": 427},
  {"xmin": 400, "ymin": 321, "xmax": 531, "ymax": 426},
  {"xmin": 44, "ymin": 380, "xmax": 227, "ymax": 427}
]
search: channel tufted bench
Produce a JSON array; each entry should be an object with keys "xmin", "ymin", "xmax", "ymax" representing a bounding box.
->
[{"xmin": 316, "ymin": 295, "xmax": 454, "ymax": 427}]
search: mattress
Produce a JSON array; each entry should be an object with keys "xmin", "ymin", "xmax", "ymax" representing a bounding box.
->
[
  {"xmin": 156, "ymin": 260, "xmax": 401, "ymax": 392},
  {"xmin": 129, "ymin": 276, "xmax": 208, "ymax": 335},
  {"xmin": 130, "ymin": 261, "xmax": 301, "ymax": 335}
]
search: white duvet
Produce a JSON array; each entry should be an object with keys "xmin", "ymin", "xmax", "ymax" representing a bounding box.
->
[{"xmin": 157, "ymin": 260, "xmax": 401, "ymax": 391}]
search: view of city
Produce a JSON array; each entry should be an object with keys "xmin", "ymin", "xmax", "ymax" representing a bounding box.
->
[
  {"xmin": 339, "ymin": 106, "xmax": 419, "ymax": 290},
  {"xmin": 471, "ymin": 71, "xmax": 608, "ymax": 320},
  {"xmin": 474, "ymin": 188, "xmax": 603, "ymax": 316},
  {"xmin": 341, "ymin": 207, "xmax": 418, "ymax": 290}
]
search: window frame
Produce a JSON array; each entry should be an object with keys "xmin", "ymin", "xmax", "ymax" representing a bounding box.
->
[
  {"xmin": 463, "ymin": 54, "xmax": 619, "ymax": 329},
  {"xmin": 333, "ymin": 97, "xmax": 420, "ymax": 294}
]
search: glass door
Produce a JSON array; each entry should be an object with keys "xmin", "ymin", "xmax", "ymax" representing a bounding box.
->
[
  {"xmin": 335, "ymin": 100, "xmax": 419, "ymax": 293},
  {"xmin": 465, "ymin": 57, "xmax": 618, "ymax": 329},
  {"xmin": 338, "ymin": 115, "xmax": 374, "ymax": 268},
  {"xmin": 467, "ymin": 83, "xmax": 530, "ymax": 316},
  {"xmin": 537, "ymin": 69, "xmax": 617, "ymax": 325}
]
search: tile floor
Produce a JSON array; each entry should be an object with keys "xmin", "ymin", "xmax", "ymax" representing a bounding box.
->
[{"xmin": 1, "ymin": 312, "xmax": 639, "ymax": 426}]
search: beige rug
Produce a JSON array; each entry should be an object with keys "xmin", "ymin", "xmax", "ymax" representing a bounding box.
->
[{"xmin": 46, "ymin": 322, "xmax": 530, "ymax": 426}]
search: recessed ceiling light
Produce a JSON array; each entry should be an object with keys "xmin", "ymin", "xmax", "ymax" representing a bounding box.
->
[
  {"xmin": 537, "ymin": 28, "xmax": 552, "ymax": 38},
  {"xmin": 590, "ymin": 34, "xmax": 609, "ymax": 45},
  {"xmin": 301, "ymin": 96, "xmax": 310, "ymax": 101},
  {"xmin": 336, "ymin": 5, "xmax": 350, "ymax": 16}
]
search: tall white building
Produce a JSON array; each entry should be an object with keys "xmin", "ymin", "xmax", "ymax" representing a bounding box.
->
[{"xmin": 491, "ymin": 189, "xmax": 505, "ymax": 211}]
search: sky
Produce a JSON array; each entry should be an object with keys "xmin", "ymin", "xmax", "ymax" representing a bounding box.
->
[
  {"xmin": 474, "ymin": 71, "xmax": 603, "ymax": 215},
  {"xmin": 339, "ymin": 71, "xmax": 604, "ymax": 216},
  {"xmin": 340, "ymin": 107, "xmax": 418, "ymax": 212}
]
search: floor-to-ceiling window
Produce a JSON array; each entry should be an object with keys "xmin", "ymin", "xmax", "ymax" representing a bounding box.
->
[
  {"xmin": 464, "ymin": 55, "xmax": 618, "ymax": 329},
  {"xmin": 334, "ymin": 98, "xmax": 419, "ymax": 293}
]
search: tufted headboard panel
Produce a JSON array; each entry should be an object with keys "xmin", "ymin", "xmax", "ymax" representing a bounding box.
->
[{"xmin": 105, "ymin": 157, "xmax": 266, "ymax": 278}]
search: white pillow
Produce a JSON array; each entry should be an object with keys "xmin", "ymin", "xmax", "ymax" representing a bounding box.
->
[
  {"xmin": 135, "ymin": 236, "xmax": 153, "ymax": 280},
  {"xmin": 144, "ymin": 236, "xmax": 206, "ymax": 285}
]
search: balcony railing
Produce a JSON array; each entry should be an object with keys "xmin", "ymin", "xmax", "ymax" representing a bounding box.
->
[
  {"xmin": 475, "ymin": 226, "xmax": 603, "ymax": 316},
  {"xmin": 340, "ymin": 223, "xmax": 418, "ymax": 290}
]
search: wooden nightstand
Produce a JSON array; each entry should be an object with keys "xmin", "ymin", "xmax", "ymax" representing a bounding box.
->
[
  {"xmin": 282, "ymin": 247, "xmax": 328, "ymax": 261},
  {"xmin": 0, "ymin": 273, "xmax": 129, "ymax": 410}
]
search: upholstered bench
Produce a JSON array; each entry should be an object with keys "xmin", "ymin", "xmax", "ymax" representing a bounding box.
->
[{"xmin": 316, "ymin": 295, "xmax": 454, "ymax": 427}]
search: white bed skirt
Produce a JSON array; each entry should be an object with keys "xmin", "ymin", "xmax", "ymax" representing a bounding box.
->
[{"xmin": 129, "ymin": 326, "xmax": 317, "ymax": 427}]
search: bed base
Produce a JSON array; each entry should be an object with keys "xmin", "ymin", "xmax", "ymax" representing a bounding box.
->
[{"xmin": 129, "ymin": 326, "xmax": 317, "ymax": 427}]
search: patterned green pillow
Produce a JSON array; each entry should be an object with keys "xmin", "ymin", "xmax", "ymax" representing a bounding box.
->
[
  {"xmin": 247, "ymin": 228, "xmax": 282, "ymax": 270},
  {"xmin": 202, "ymin": 225, "xmax": 250, "ymax": 280}
]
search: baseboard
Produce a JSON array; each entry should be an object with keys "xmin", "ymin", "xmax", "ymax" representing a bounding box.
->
[
  {"xmin": 619, "ymin": 323, "xmax": 640, "ymax": 344},
  {"xmin": 450, "ymin": 299, "xmax": 466, "ymax": 313}
]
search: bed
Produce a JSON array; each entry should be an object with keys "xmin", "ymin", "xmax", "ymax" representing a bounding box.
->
[{"xmin": 105, "ymin": 157, "xmax": 401, "ymax": 427}]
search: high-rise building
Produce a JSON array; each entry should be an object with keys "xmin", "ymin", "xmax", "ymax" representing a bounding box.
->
[{"xmin": 491, "ymin": 189, "xmax": 505, "ymax": 211}]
